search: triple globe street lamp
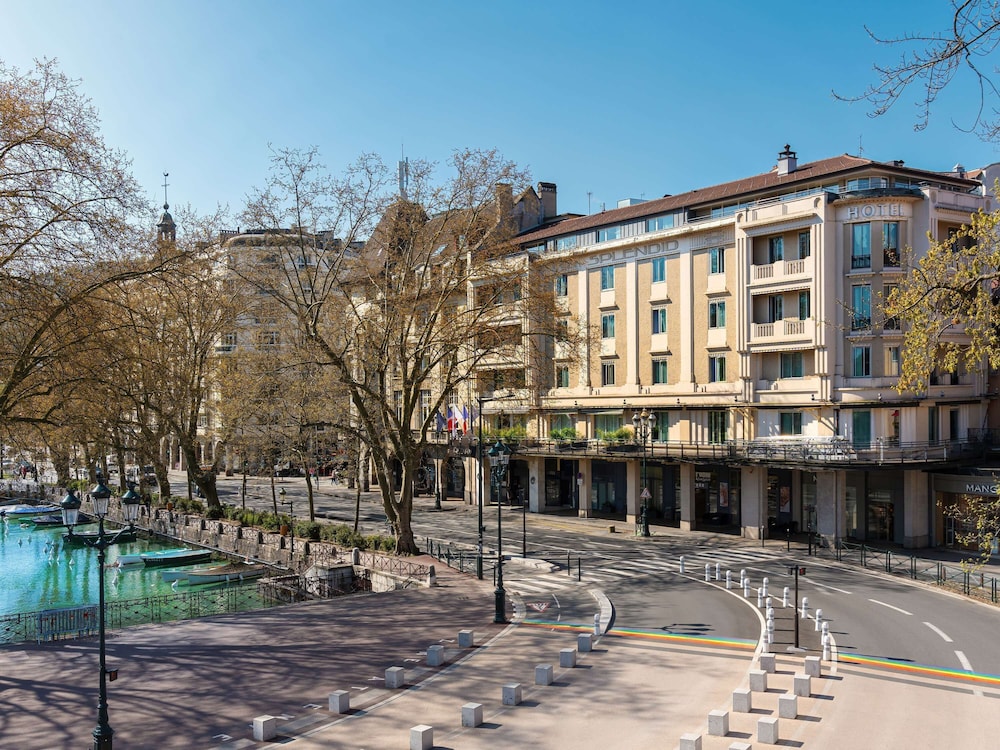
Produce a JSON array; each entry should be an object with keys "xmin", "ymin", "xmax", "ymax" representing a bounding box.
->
[
  {"xmin": 61, "ymin": 482, "xmax": 142, "ymax": 750},
  {"xmin": 488, "ymin": 439, "xmax": 511, "ymax": 624},
  {"xmin": 632, "ymin": 408, "xmax": 656, "ymax": 537}
]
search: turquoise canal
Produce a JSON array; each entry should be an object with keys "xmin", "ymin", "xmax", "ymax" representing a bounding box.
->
[{"xmin": 0, "ymin": 514, "xmax": 208, "ymax": 616}]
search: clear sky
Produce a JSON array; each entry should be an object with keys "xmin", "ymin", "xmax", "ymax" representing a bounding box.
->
[{"xmin": 4, "ymin": 0, "xmax": 998, "ymax": 223}]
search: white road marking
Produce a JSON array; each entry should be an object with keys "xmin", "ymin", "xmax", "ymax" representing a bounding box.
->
[
  {"xmin": 923, "ymin": 621, "xmax": 953, "ymax": 642},
  {"xmin": 867, "ymin": 598, "xmax": 913, "ymax": 616},
  {"xmin": 804, "ymin": 579, "xmax": 852, "ymax": 595},
  {"xmin": 955, "ymin": 650, "xmax": 984, "ymax": 696}
]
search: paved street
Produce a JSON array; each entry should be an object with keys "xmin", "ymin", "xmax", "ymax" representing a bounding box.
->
[{"xmin": 3, "ymin": 472, "xmax": 998, "ymax": 748}]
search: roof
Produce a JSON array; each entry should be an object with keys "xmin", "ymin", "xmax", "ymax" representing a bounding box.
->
[{"xmin": 517, "ymin": 153, "xmax": 982, "ymax": 244}]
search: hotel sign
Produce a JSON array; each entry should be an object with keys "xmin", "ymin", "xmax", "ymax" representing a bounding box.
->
[{"xmin": 846, "ymin": 203, "xmax": 903, "ymax": 219}]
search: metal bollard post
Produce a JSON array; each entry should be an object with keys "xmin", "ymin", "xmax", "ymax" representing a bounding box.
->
[
  {"xmin": 715, "ymin": 562, "xmax": 721, "ymax": 581},
  {"xmin": 762, "ymin": 577, "xmax": 769, "ymax": 597},
  {"xmin": 679, "ymin": 555, "xmax": 686, "ymax": 574},
  {"xmin": 757, "ymin": 587, "xmax": 763, "ymax": 608},
  {"xmin": 815, "ymin": 608, "xmax": 823, "ymax": 631},
  {"xmin": 726, "ymin": 570, "xmax": 732, "ymax": 589},
  {"xmin": 567, "ymin": 552, "xmax": 571, "ymax": 577},
  {"xmin": 705, "ymin": 563, "xmax": 711, "ymax": 582},
  {"xmin": 782, "ymin": 586, "xmax": 789, "ymax": 607},
  {"xmin": 801, "ymin": 596, "xmax": 809, "ymax": 619},
  {"xmin": 577, "ymin": 558, "xmax": 581, "ymax": 582}
]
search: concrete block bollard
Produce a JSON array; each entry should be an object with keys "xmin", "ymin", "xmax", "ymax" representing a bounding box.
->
[
  {"xmin": 252, "ymin": 715, "xmax": 277, "ymax": 742},
  {"xmin": 815, "ymin": 608, "xmax": 823, "ymax": 631},
  {"xmin": 535, "ymin": 664, "xmax": 554, "ymax": 686},
  {"xmin": 328, "ymin": 690, "xmax": 350, "ymax": 714},
  {"xmin": 749, "ymin": 669, "xmax": 768, "ymax": 692},
  {"xmin": 458, "ymin": 629, "xmax": 475, "ymax": 648},
  {"xmin": 560, "ymin": 648, "xmax": 577, "ymax": 668},
  {"xmin": 793, "ymin": 673, "xmax": 811, "ymax": 697},
  {"xmin": 385, "ymin": 666, "xmax": 406, "ymax": 689},
  {"xmin": 461, "ymin": 702, "xmax": 483, "ymax": 728},
  {"xmin": 679, "ymin": 733, "xmax": 702, "ymax": 750},
  {"xmin": 708, "ymin": 709, "xmax": 730, "ymax": 737},
  {"xmin": 779, "ymin": 692, "xmax": 798, "ymax": 719},
  {"xmin": 759, "ymin": 653, "xmax": 775, "ymax": 673},
  {"xmin": 410, "ymin": 724, "xmax": 433, "ymax": 750},
  {"xmin": 577, "ymin": 633, "xmax": 594, "ymax": 653},
  {"xmin": 805, "ymin": 655, "xmax": 822, "ymax": 677},
  {"xmin": 728, "ymin": 743, "xmax": 752, "ymax": 750},
  {"xmin": 679, "ymin": 555, "xmax": 686, "ymax": 574},
  {"xmin": 426, "ymin": 644, "xmax": 444, "ymax": 667},
  {"xmin": 758, "ymin": 716, "xmax": 779, "ymax": 744},
  {"xmin": 732, "ymin": 687, "xmax": 752, "ymax": 713},
  {"xmin": 502, "ymin": 683, "xmax": 522, "ymax": 706}
]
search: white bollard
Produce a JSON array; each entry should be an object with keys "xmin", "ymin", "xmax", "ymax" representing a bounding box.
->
[
  {"xmin": 743, "ymin": 579, "xmax": 750, "ymax": 597},
  {"xmin": 766, "ymin": 596, "xmax": 772, "ymax": 611},
  {"xmin": 782, "ymin": 586, "xmax": 789, "ymax": 607},
  {"xmin": 822, "ymin": 621, "xmax": 829, "ymax": 639},
  {"xmin": 815, "ymin": 608, "xmax": 823, "ymax": 631},
  {"xmin": 705, "ymin": 563, "xmax": 711, "ymax": 582},
  {"xmin": 726, "ymin": 570, "xmax": 732, "ymax": 589},
  {"xmin": 822, "ymin": 633, "xmax": 831, "ymax": 661},
  {"xmin": 757, "ymin": 587, "xmax": 763, "ymax": 608},
  {"xmin": 801, "ymin": 596, "xmax": 809, "ymax": 619},
  {"xmin": 740, "ymin": 568, "xmax": 747, "ymax": 585},
  {"xmin": 594, "ymin": 613, "xmax": 601, "ymax": 636},
  {"xmin": 715, "ymin": 562, "xmax": 721, "ymax": 580},
  {"xmin": 679, "ymin": 555, "xmax": 686, "ymax": 574},
  {"xmin": 762, "ymin": 577, "xmax": 769, "ymax": 597}
]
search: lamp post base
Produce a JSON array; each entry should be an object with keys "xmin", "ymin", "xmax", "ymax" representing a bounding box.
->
[{"xmin": 494, "ymin": 585, "xmax": 507, "ymax": 623}]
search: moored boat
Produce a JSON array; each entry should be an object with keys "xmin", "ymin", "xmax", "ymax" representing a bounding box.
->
[
  {"xmin": 2, "ymin": 504, "xmax": 62, "ymax": 518},
  {"xmin": 63, "ymin": 528, "xmax": 138, "ymax": 545},
  {"xmin": 164, "ymin": 561, "xmax": 269, "ymax": 585},
  {"xmin": 140, "ymin": 548, "xmax": 213, "ymax": 567}
]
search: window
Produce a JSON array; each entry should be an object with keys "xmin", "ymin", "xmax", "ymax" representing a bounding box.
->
[
  {"xmin": 646, "ymin": 215, "xmax": 675, "ymax": 232},
  {"xmin": 598, "ymin": 226, "xmax": 620, "ymax": 243},
  {"xmin": 652, "ymin": 358, "xmax": 668, "ymax": 384},
  {"xmin": 780, "ymin": 412, "xmax": 803, "ymax": 435},
  {"xmin": 554, "ymin": 274, "xmax": 568, "ymax": 297},
  {"xmin": 219, "ymin": 332, "xmax": 237, "ymax": 351},
  {"xmin": 601, "ymin": 313, "xmax": 616, "ymax": 339},
  {"xmin": 884, "ymin": 225, "xmax": 901, "ymax": 266},
  {"xmin": 652, "ymin": 307, "xmax": 667, "ymax": 334},
  {"xmin": 798, "ymin": 290, "xmax": 811, "ymax": 320},
  {"xmin": 708, "ymin": 300, "xmax": 726, "ymax": 328},
  {"xmin": 780, "ymin": 352, "xmax": 803, "ymax": 378},
  {"xmin": 420, "ymin": 389, "xmax": 432, "ymax": 421},
  {"xmin": 556, "ymin": 365, "xmax": 570, "ymax": 388},
  {"xmin": 886, "ymin": 346, "xmax": 900, "ymax": 376},
  {"xmin": 928, "ymin": 406, "xmax": 939, "ymax": 442},
  {"xmin": 601, "ymin": 361, "xmax": 615, "ymax": 386},
  {"xmin": 798, "ymin": 231, "xmax": 811, "ymax": 258},
  {"xmin": 708, "ymin": 354, "xmax": 726, "ymax": 382},
  {"xmin": 652, "ymin": 256, "xmax": 666, "ymax": 283},
  {"xmin": 595, "ymin": 413, "xmax": 622, "ymax": 433},
  {"xmin": 851, "ymin": 223, "xmax": 871, "ymax": 268},
  {"xmin": 768, "ymin": 236, "xmax": 784, "ymax": 263},
  {"xmin": 852, "ymin": 345, "xmax": 871, "ymax": 376},
  {"xmin": 556, "ymin": 235, "xmax": 578, "ymax": 251},
  {"xmin": 393, "ymin": 390, "xmax": 403, "ymax": 421},
  {"xmin": 852, "ymin": 284, "xmax": 871, "ymax": 329},
  {"xmin": 257, "ymin": 330, "xmax": 279, "ymax": 348},
  {"xmin": 769, "ymin": 295, "xmax": 784, "ymax": 322},
  {"xmin": 883, "ymin": 283, "xmax": 899, "ymax": 329},
  {"xmin": 600, "ymin": 265, "xmax": 615, "ymax": 290},
  {"xmin": 847, "ymin": 177, "xmax": 888, "ymax": 191},
  {"xmin": 709, "ymin": 247, "xmax": 725, "ymax": 274},
  {"xmin": 708, "ymin": 410, "xmax": 728, "ymax": 444}
]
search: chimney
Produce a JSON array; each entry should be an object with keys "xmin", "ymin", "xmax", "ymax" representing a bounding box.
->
[
  {"xmin": 777, "ymin": 144, "xmax": 797, "ymax": 176},
  {"xmin": 953, "ymin": 163, "xmax": 967, "ymax": 178},
  {"xmin": 495, "ymin": 182, "xmax": 513, "ymax": 224},
  {"xmin": 538, "ymin": 181, "xmax": 557, "ymax": 220}
]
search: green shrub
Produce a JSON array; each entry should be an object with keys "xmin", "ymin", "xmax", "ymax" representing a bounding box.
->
[
  {"xmin": 295, "ymin": 520, "xmax": 322, "ymax": 541},
  {"xmin": 598, "ymin": 427, "xmax": 633, "ymax": 442},
  {"xmin": 205, "ymin": 505, "xmax": 224, "ymax": 520},
  {"xmin": 550, "ymin": 426, "xmax": 579, "ymax": 440}
]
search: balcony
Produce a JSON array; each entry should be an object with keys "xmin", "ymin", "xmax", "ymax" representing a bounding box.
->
[
  {"xmin": 749, "ymin": 318, "xmax": 814, "ymax": 346},
  {"xmin": 750, "ymin": 255, "xmax": 814, "ymax": 287},
  {"xmin": 851, "ymin": 254, "xmax": 871, "ymax": 270}
]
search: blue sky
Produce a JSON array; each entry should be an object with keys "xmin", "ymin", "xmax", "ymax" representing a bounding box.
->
[{"xmin": 4, "ymin": 1, "xmax": 998, "ymax": 221}]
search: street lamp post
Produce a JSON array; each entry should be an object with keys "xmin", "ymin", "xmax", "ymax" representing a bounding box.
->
[
  {"xmin": 632, "ymin": 408, "xmax": 656, "ymax": 537},
  {"xmin": 488, "ymin": 439, "xmax": 511, "ymax": 623},
  {"xmin": 61, "ymin": 483, "xmax": 141, "ymax": 750},
  {"xmin": 279, "ymin": 487, "xmax": 294, "ymax": 563}
]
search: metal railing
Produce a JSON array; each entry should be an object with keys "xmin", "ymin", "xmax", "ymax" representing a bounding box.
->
[{"xmin": 354, "ymin": 549, "xmax": 430, "ymax": 581}]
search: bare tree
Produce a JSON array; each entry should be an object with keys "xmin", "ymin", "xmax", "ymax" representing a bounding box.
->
[{"xmin": 836, "ymin": 1, "xmax": 1000, "ymax": 141}]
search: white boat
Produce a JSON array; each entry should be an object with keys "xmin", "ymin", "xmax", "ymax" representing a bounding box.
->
[
  {"xmin": 115, "ymin": 547, "xmax": 192, "ymax": 566},
  {"xmin": 140, "ymin": 548, "xmax": 213, "ymax": 567},
  {"xmin": 1, "ymin": 504, "xmax": 61, "ymax": 517},
  {"xmin": 163, "ymin": 561, "xmax": 269, "ymax": 585}
]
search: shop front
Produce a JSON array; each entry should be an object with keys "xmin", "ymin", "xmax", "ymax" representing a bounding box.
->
[{"xmin": 695, "ymin": 466, "xmax": 741, "ymax": 530}]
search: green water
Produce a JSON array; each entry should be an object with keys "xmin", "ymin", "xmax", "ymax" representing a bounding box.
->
[{"xmin": 0, "ymin": 516, "xmax": 207, "ymax": 616}]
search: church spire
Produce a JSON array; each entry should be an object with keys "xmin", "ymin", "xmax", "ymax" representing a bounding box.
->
[{"xmin": 157, "ymin": 171, "xmax": 176, "ymax": 243}]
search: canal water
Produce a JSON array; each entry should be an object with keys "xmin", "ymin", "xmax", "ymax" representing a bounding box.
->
[{"xmin": 0, "ymin": 514, "xmax": 207, "ymax": 617}]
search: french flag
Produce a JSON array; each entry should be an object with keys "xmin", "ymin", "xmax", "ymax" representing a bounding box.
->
[
  {"xmin": 461, "ymin": 404, "xmax": 470, "ymax": 434},
  {"xmin": 447, "ymin": 404, "xmax": 458, "ymax": 437}
]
